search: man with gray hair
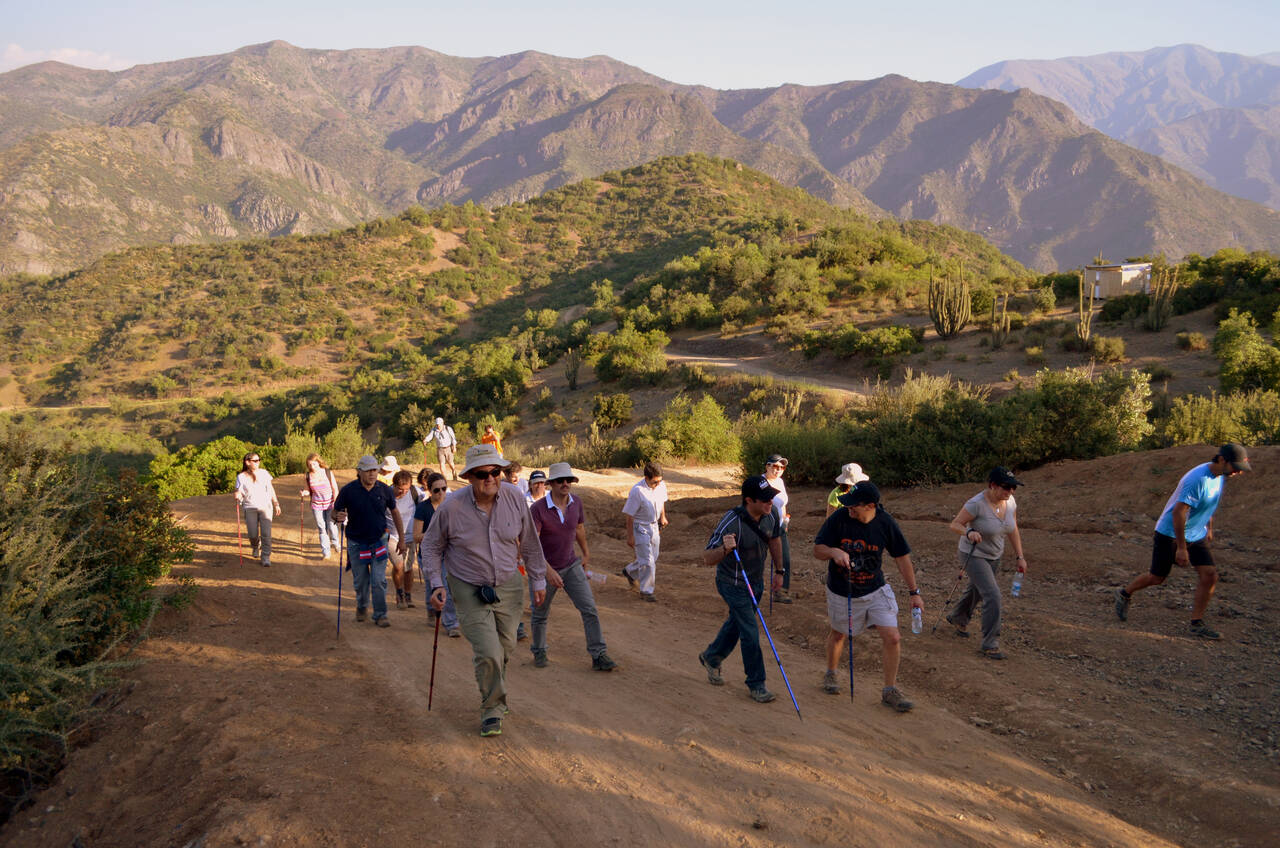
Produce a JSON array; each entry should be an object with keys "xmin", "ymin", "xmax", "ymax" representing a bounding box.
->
[
  {"xmin": 422, "ymin": 444, "xmax": 558, "ymax": 737},
  {"xmin": 332, "ymin": 455, "xmax": 408, "ymax": 627},
  {"xmin": 529, "ymin": 462, "xmax": 617, "ymax": 672},
  {"xmin": 423, "ymin": 417, "xmax": 459, "ymax": 480}
]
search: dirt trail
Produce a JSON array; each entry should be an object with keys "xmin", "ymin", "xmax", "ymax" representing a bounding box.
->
[{"xmin": 4, "ymin": 448, "xmax": 1279, "ymax": 847}]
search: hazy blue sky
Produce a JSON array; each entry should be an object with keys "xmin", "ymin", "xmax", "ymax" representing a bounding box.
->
[{"xmin": 2, "ymin": 0, "xmax": 1277, "ymax": 87}]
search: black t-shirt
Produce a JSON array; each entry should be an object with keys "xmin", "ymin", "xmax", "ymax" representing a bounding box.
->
[
  {"xmin": 413, "ymin": 500, "xmax": 436, "ymax": 529},
  {"xmin": 333, "ymin": 480, "xmax": 396, "ymax": 543},
  {"xmin": 815, "ymin": 506, "xmax": 910, "ymax": 598},
  {"xmin": 705, "ymin": 506, "xmax": 780, "ymax": 583}
]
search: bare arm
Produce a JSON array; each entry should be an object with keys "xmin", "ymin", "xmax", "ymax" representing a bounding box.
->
[
  {"xmin": 1172, "ymin": 502, "xmax": 1192, "ymax": 566},
  {"xmin": 769, "ymin": 536, "xmax": 784, "ymax": 593},
  {"xmin": 949, "ymin": 507, "xmax": 978, "ymax": 541},
  {"xmin": 625, "ymin": 514, "xmax": 636, "ymax": 547},
  {"xmin": 895, "ymin": 554, "xmax": 923, "ymax": 610},
  {"xmin": 814, "ymin": 543, "xmax": 849, "ymax": 569},
  {"xmin": 703, "ymin": 533, "xmax": 736, "ymax": 566}
]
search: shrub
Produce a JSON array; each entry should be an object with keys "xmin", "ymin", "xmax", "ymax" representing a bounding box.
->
[
  {"xmin": 1091, "ymin": 336, "xmax": 1126, "ymax": 362},
  {"xmin": 1099, "ymin": 292, "xmax": 1148, "ymax": 323},
  {"xmin": 1024, "ymin": 346, "xmax": 1046, "ymax": 365},
  {"xmin": 1213, "ymin": 308, "xmax": 1280, "ymax": 392},
  {"xmin": 320, "ymin": 415, "xmax": 373, "ymax": 470},
  {"xmin": 1154, "ymin": 390, "xmax": 1280, "ymax": 446},
  {"xmin": 631, "ymin": 395, "xmax": 739, "ymax": 464},
  {"xmin": 1030, "ymin": 286, "xmax": 1056, "ymax": 313},
  {"xmin": 146, "ymin": 435, "xmax": 251, "ymax": 498},
  {"xmin": 1143, "ymin": 364, "xmax": 1175, "ymax": 383},
  {"xmin": 592, "ymin": 392, "xmax": 633, "ymax": 430},
  {"xmin": 592, "ymin": 323, "xmax": 669, "ymax": 385},
  {"xmin": 1176, "ymin": 331, "xmax": 1208, "ymax": 351}
]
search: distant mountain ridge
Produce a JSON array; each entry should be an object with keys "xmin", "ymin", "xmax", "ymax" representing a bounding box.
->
[
  {"xmin": 958, "ymin": 44, "xmax": 1280, "ymax": 210},
  {"xmin": 2, "ymin": 40, "xmax": 1279, "ymax": 274}
]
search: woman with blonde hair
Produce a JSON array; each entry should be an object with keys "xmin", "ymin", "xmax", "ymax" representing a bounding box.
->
[
  {"xmin": 236, "ymin": 451, "xmax": 281, "ymax": 567},
  {"xmin": 301, "ymin": 453, "xmax": 341, "ymax": 560}
]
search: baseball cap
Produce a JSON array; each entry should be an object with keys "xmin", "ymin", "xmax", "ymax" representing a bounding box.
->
[
  {"xmin": 741, "ymin": 474, "xmax": 780, "ymax": 501},
  {"xmin": 1219, "ymin": 443, "xmax": 1252, "ymax": 472},
  {"xmin": 838, "ymin": 480, "xmax": 881, "ymax": 507},
  {"xmin": 528, "ymin": 470, "xmax": 547, "ymax": 483},
  {"xmin": 988, "ymin": 466, "xmax": 1022, "ymax": 488}
]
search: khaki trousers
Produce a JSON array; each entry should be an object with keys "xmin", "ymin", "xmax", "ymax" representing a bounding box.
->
[{"xmin": 447, "ymin": 570, "xmax": 525, "ymax": 720}]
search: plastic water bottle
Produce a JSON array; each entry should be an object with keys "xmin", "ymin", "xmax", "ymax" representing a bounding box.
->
[
  {"xmin": 1011, "ymin": 573, "xmax": 1023, "ymax": 597},
  {"xmin": 586, "ymin": 570, "xmax": 607, "ymax": 586},
  {"xmin": 910, "ymin": 607, "xmax": 923, "ymax": 634}
]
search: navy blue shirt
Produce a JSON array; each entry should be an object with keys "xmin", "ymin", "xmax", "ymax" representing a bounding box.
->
[{"xmin": 334, "ymin": 479, "xmax": 396, "ymax": 544}]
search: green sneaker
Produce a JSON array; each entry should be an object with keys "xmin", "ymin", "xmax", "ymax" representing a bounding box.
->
[{"xmin": 480, "ymin": 717, "xmax": 502, "ymax": 737}]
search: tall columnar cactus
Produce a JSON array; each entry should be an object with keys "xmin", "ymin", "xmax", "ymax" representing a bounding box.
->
[
  {"xmin": 1076, "ymin": 270, "xmax": 1095, "ymax": 347},
  {"xmin": 1143, "ymin": 268, "xmax": 1180, "ymax": 331},
  {"xmin": 563, "ymin": 346, "xmax": 582, "ymax": 391},
  {"xmin": 990, "ymin": 293, "xmax": 1010, "ymax": 349},
  {"xmin": 928, "ymin": 268, "xmax": 971, "ymax": 339}
]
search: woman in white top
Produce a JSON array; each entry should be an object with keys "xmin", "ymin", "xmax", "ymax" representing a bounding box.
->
[
  {"xmin": 235, "ymin": 451, "xmax": 281, "ymax": 567},
  {"xmin": 764, "ymin": 454, "xmax": 792, "ymax": 604},
  {"xmin": 945, "ymin": 466, "xmax": 1029, "ymax": 659},
  {"xmin": 388, "ymin": 469, "xmax": 421, "ymax": 609}
]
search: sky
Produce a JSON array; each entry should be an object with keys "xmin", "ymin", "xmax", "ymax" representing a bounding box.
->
[{"xmin": 1, "ymin": 0, "xmax": 1277, "ymax": 87}]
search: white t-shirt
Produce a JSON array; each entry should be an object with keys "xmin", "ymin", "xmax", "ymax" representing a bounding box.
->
[
  {"xmin": 235, "ymin": 470, "xmax": 276, "ymax": 512},
  {"xmin": 387, "ymin": 491, "xmax": 419, "ymax": 543},
  {"xmin": 768, "ymin": 475, "xmax": 789, "ymax": 516},
  {"xmin": 623, "ymin": 479, "xmax": 668, "ymax": 525}
]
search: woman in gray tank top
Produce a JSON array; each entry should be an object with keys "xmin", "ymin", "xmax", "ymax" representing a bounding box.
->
[{"xmin": 944, "ymin": 466, "xmax": 1028, "ymax": 659}]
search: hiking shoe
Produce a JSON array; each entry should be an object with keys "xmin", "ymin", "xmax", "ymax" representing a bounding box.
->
[
  {"xmin": 592, "ymin": 653, "xmax": 618, "ymax": 672},
  {"xmin": 533, "ymin": 651, "xmax": 548, "ymax": 668},
  {"xmin": 517, "ymin": 622, "xmax": 529, "ymax": 642},
  {"xmin": 773, "ymin": 592, "xmax": 793, "ymax": 604},
  {"xmin": 618, "ymin": 567, "xmax": 636, "ymax": 589},
  {"xmin": 480, "ymin": 717, "xmax": 502, "ymax": 737},
  {"xmin": 749, "ymin": 687, "xmax": 777, "ymax": 703},
  {"xmin": 261, "ymin": 560, "xmax": 271, "ymax": 567},
  {"xmin": 1114, "ymin": 588, "xmax": 1131, "ymax": 621},
  {"xmin": 447, "ymin": 627, "xmax": 461, "ymax": 638},
  {"xmin": 822, "ymin": 670, "xmax": 840, "ymax": 695},
  {"xmin": 321, "ymin": 550, "xmax": 331, "ymax": 561},
  {"xmin": 376, "ymin": 617, "xmax": 391, "ymax": 628},
  {"xmin": 405, "ymin": 593, "xmax": 415, "ymax": 608},
  {"xmin": 698, "ymin": 652, "xmax": 724, "ymax": 686},
  {"xmin": 882, "ymin": 686, "xmax": 914, "ymax": 713},
  {"xmin": 979, "ymin": 647, "xmax": 1005, "ymax": 660},
  {"xmin": 945, "ymin": 613, "xmax": 969, "ymax": 637},
  {"xmin": 1189, "ymin": 621, "xmax": 1221, "ymax": 640},
  {"xmin": 355, "ymin": 608, "xmax": 367, "ymax": 622},
  {"xmin": 642, "ymin": 593, "xmax": 657, "ymax": 603},
  {"xmin": 395, "ymin": 597, "xmax": 406, "ymax": 610}
]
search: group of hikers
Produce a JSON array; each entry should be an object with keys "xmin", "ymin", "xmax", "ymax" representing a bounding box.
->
[{"xmin": 233, "ymin": 427, "xmax": 1253, "ymax": 738}]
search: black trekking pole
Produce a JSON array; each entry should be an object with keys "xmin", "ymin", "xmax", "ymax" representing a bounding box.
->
[
  {"xmin": 734, "ymin": 550, "xmax": 801, "ymax": 721},
  {"xmin": 428, "ymin": 606, "xmax": 442, "ymax": 710},
  {"xmin": 336, "ymin": 524, "xmax": 345, "ymax": 639},
  {"xmin": 931, "ymin": 542, "xmax": 975, "ymax": 635}
]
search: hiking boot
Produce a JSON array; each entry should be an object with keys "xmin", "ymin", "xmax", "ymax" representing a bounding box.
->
[
  {"xmin": 405, "ymin": 593, "xmax": 415, "ymax": 609},
  {"xmin": 945, "ymin": 612, "xmax": 969, "ymax": 637},
  {"xmin": 376, "ymin": 617, "xmax": 391, "ymax": 628},
  {"xmin": 592, "ymin": 653, "xmax": 618, "ymax": 672},
  {"xmin": 773, "ymin": 592, "xmax": 793, "ymax": 605},
  {"xmin": 1114, "ymin": 588, "xmax": 1131, "ymax": 621},
  {"xmin": 395, "ymin": 597, "xmax": 406, "ymax": 611},
  {"xmin": 480, "ymin": 717, "xmax": 502, "ymax": 737},
  {"xmin": 642, "ymin": 593, "xmax": 656, "ymax": 603},
  {"xmin": 698, "ymin": 652, "xmax": 724, "ymax": 686},
  {"xmin": 822, "ymin": 670, "xmax": 840, "ymax": 695},
  {"xmin": 749, "ymin": 687, "xmax": 777, "ymax": 703},
  {"xmin": 533, "ymin": 651, "xmax": 548, "ymax": 668},
  {"xmin": 447, "ymin": 627, "xmax": 461, "ymax": 638},
  {"xmin": 517, "ymin": 622, "xmax": 530, "ymax": 642},
  {"xmin": 261, "ymin": 560, "xmax": 271, "ymax": 567},
  {"xmin": 355, "ymin": 608, "xmax": 367, "ymax": 622},
  {"xmin": 618, "ymin": 567, "xmax": 637, "ymax": 589},
  {"xmin": 1189, "ymin": 620, "xmax": 1221, "ymax": 640},
  {"xmin": 882, "ymin": 686, "xmax": 914, "ymax": 713},
  {"xmin": 979, "ymin": 647, "xmax": 1005, "ymax": 660}
]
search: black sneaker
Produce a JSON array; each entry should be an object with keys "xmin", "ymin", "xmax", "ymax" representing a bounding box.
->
[
  {"xmin": 592, "ymin": 653, "xmax": 618, "ymax": 672},
  {"xmin": 698, "ymin": 652, "xmax": 724, "ymax": 686},
  {"xmin": 881, "ymin": 686, "xmax": 914, "ymax": 713},
  {"xmin": 533, "ymin": 651, "xmax": 548, "ymax": 668},
  {"xmin": 1114, "ymin": 588, "xmax": 1131, "ymax": 621},
  {"xmin": 1189, "ymin": 621, "xmax": 1221, "ymax": 640},
  {"xmin": 355, "ymin": 608, "xmax": 367, "ymax": 622},
  {"xmin": 618, "ymin": 567, "xmax": 636, "ymax": 589},
  {"xmin": 480, "ymin": 717, "xmax": 502, "ymax": 737},
  {"xmin": 749, "ymin": 687, "xmax": 777, "ymax": 703}
]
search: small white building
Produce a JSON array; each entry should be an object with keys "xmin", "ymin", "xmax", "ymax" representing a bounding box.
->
[{"xmin": 1084, "ymin": 262, "xmax": 1153, "ymax": 299}]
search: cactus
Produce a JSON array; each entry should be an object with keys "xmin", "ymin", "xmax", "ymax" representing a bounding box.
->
[
  {"xmin": 928, "ymin": 266, "xmax": 971, "ymax": 340},
  {"xmin": 1075, "ymin": 271, "xmax": 1095, "ymax": 347},
  {"xmin": 563, "ymin": 346, "xmax": 582, "ymax": 391},
  {"xmin": 990, "ymin": 294, "xmax": 1010, "ymax": 349},
  {"xmin": 1143, "ymin": 267, "xmax": 1180, "ymax": 331}
]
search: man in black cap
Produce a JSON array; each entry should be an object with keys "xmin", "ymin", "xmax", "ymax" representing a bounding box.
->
[
  {"xmin": 1114, "ymin": 443, "xmax": 1252, "ymax": 639},
  {"xmin": 813, "ymin": 481, "xmax": 922, "ymax": 712},
  {"xmin": 697, "ymin": 475, "xmax": 785, "ymax": 703}
]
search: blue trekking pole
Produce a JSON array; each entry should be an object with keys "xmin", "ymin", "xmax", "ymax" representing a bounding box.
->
[
  {"xmin": 847, "ymin": 583, "xmax": 855, "ymax": 701},
  {"xmin": 336, "ymin": 524, "xmax": 345, "ymax": 639},
  {"xmin": 734, "ymin": 550, "xmax": 801, "ymax": 721}
]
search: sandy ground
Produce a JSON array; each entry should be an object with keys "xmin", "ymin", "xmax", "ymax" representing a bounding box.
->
[{"xmin": 3, "ymin": 447, "xmax": 1279, "ymax": 848}]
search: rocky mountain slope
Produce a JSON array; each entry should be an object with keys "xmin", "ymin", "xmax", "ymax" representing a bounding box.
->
[
  {"xmin": 3, "ymin": 40, "xmax": 1279, "ymax": 274},
  {"xmin": 959, "ymin": 44, "xmax": 1280, "ymax": 210}
]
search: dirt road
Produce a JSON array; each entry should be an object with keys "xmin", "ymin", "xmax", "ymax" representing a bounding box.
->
[{"xmin": 4, "ymin": 449, "xmax": 1278, "ymax": 847}]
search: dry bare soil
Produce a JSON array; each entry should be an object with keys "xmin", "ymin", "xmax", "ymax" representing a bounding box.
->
[{"xmin": 3, "ymin": 445, "xmax": 1277, "ymax": 847}]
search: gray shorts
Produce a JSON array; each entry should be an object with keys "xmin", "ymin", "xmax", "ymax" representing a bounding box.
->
[
  {"xmin": 437, "ymin": 445, "xmax": 455, "ymax": 465},
  {"xmin": 826, "ymin": 584, "xmax": 898, "ymax": 635}
]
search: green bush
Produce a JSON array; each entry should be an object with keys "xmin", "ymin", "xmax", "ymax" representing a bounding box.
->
[
  {"xmin": 1091, "ymin": 336, "xmax": 1126, "ymax": 362},
  {"xmin": 1213, "ymin": 308, "xmax": 1280, "ymax": 392},
  {"xmin": 592, "ymin": 392, "xmax": 634, "ymax": 430},
  {"xmin": 631, "ymin": 395, "xmax": 739, "ymax": 464},
  {"xmin": 1176, "ymin": 331, "xmax": 1208, "ymax": 351},
  {"xmin": 592, "ymin": 322, "xmax": 669, "ymax": 386},
  {"xmin": 147, "ymin": 435, "xmax": 252, "ymax": 498},
  {"xmin": 1099, "ymin": 292, "xmax": 1149, "ymax": 322},
  {"xmin": 320, "ymin": 414, "xmax": 373, "ymax": 470},
  {"xmin": 1154, "ymin": 390, "xmax": 1280, "ymax": 446},
  {"xmin": 740, "ymin": 421, "xmax": 850, "ymax": 486}
]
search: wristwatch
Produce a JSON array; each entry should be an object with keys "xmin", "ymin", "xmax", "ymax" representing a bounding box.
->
[{"xmin": 908, "ymin": 589, "xmax": 921, "ymax": 596}]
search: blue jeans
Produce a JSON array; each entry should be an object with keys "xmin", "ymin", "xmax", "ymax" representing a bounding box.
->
[
  {"xmin": 704, "ymin": 572, "xmax": 765, "ymax": 690},
  {"xmin": 312, "ymin": 506, "xmax": 340, "ymax": 556},
  {"xmin": 348, "ymin": 535, "xmax": 390, "ymax": 620}
]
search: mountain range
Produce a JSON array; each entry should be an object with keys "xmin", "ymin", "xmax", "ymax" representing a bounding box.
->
[
  {"xmin": 2, "ymin": 40, "xmax": 1279, "ymax": 275},
  {"xmin": 959, "ymin": 44, "xmax": 1280, "ymax": 210}
]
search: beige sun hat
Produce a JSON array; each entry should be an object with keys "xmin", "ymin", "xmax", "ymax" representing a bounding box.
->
[
  {"xmin": 460, "ymin": 444, "xmax": 511, "ymax": 476},
  {"xmin": 835, "ymin": 463, "xmax": 870, "ymax": 486},
  {"xmin": 380, "ymin": 455, "xmax": 401, "ymax": 473},
  {"xmin": 546, "ymin": 461, "xmax": 579, "ymax": 482}
]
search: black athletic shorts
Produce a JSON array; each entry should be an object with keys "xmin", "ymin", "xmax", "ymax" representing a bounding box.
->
[{"xmin": 1150, "ymin": 532, "xmax": 1214, "ymax": 577}]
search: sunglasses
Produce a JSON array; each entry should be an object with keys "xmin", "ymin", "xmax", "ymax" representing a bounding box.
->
[
  {"xmin": 998, "ymin": 484, "xmax": 1016, "ymax": 491},
  {"xmin": 469, "ymin": 468, "xmax": 504, "ymax": 480},
  {"xmin": 430, "ymin": 486, "xmax": 448, "ymax": 494},
  {"xmin": 247, "ymin": 457, "xmax": 260, "ymax": 462}
]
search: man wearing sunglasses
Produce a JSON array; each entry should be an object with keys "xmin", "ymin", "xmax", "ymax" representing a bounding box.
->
[{"xmin": 421, "ymin": 444, "xmax": 557, "ymax": 737}]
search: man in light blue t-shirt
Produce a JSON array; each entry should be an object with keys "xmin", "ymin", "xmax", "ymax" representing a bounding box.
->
[{"xmin": 1114, "ymin": 444, "xmax": 1252, "ymax": 639}]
